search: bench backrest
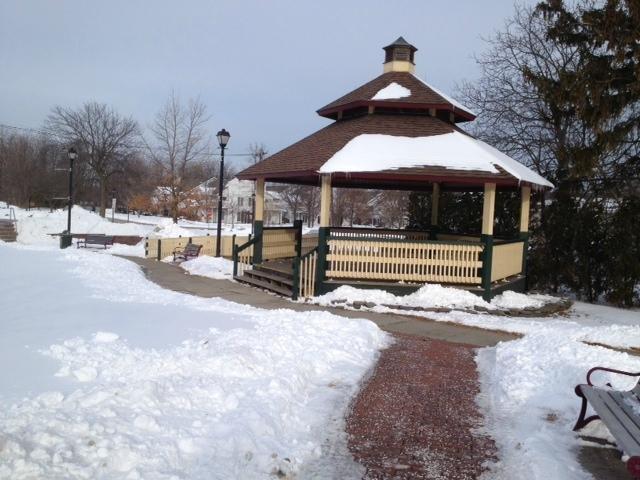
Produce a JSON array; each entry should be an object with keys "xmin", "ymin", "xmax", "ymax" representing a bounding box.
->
[
  {"xmin": 85, "ymin": 234, "xmax": 114, "ymax": 244},
  {"xmin": 185, "ymin": 243, "xmax": 202, "ymax": 254}
]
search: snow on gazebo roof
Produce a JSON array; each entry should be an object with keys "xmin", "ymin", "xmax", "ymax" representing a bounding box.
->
[{"xmin": 319, "ymin": 132, "xmax": 552, "ymax": 188}]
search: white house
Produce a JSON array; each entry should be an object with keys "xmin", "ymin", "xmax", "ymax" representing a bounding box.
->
[{"xmin": 191, "ymin": 177, "xmax": 289, "ymax": 225}]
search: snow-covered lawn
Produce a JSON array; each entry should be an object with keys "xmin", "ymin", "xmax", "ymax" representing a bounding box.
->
[
  {"xmin": 179, "ymin": 256, "xmax": 235, "ymax": 280},
  {"xmin": 0, "ymin": 242, "xmax": 388, "ymax": 478}
]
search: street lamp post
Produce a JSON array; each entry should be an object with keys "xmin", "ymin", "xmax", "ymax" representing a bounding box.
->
[
  {"xmin": 61, "ymin": 147, "xmax": 77, "ymax": 249},
  {"xmin": 215, "ymin": 129, "xmax": 231, "ymax": 257}
]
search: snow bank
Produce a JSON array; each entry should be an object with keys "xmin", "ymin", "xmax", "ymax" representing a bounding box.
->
[
  {"xmin": 371, "ymin": 82, "xmax": 411, "ymax": 100},
  {"xmin": 148, "ymin": 218, "xmax": 204, "ymax": 238},
  {"xmin": 314, "ymin": 284, "xmax": 556, "ymax": 311},
  {"xmin": 13, "ymin": 206, "xmax": 151, "ymax": 245},
  {"xmin": 0, "ymin": 243, "xmax": 389, "ymax": 478},
  {"xmin": 477, "ymin": 331, "xmax": 640, "ymax": 479},
  {"xmin": 314, "ymin": 284, "xmax": 491, "ymax": 310},
  {"xmin": 180, "ymin": 255, "xmax": 235, "ymax": 280},
  {"xmin": 319, "ymin": 132, "xmax": 553, "ymax": 188}
]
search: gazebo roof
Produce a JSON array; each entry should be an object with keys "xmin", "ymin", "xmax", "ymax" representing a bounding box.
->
[
  {"xmin": 237, "ymin": 114, "xmax": 552, "ymax": 190},
  {"xmin": 237, "ymin": 38, "xmax": 553, "ymax": 191},
  {"xmin": 316, "ymin": 71, "xmax": 476, "ymax": 122}
]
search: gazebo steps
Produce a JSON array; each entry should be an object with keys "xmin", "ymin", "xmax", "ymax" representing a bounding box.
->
[{"xmin": 235, "ymin": 263, "xmax": 294, "ymax": 297}]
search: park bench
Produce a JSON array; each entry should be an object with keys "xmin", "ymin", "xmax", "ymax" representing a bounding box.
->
[
  {"xmin": 173, "ymin": 243, "xmax": 202, "ymax": 262},
  {"xmin": 574, "ymin": 366, "xmax": 640, "ymax": 478},
  {"xmin": 77, "ymin": 234, "xmax": 114, "ymax": 249}
]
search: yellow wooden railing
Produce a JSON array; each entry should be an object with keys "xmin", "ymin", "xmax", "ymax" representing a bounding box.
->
[
  {"xmin": 296, "ymin": 248, "xmax": 318, "ymax": 300},
  {"xmin": 326, "ymin": 238, "xmax": 484, "ymax": 284},
  {"xmin": 145, "ymin": 235, "xmax": 249, "ymax": 260},
  {"xmin": 491, "ymin": 241, "xmax": 524, "ymax": 282},
  {"xmin": 262, "ymin": 228, "xmax": 297, "ymax": 260}
]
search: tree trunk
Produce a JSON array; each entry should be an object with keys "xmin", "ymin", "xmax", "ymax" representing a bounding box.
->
[{"xmin": 99, "ymin": 178, "xmax": 107, "ymax": 217}]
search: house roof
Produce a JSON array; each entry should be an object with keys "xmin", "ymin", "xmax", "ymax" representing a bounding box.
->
[
  {"xmin": 237, "ymin": 114, "xmax": 552, "ymax": 190},
  {"xmin": 316, "ymin": 71, "xmax": 476, "ymax": 122}
]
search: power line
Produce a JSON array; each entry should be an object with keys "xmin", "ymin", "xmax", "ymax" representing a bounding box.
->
[{"xmin": 0, "ymin": 122, "xmax": 257, "ymax": 157}]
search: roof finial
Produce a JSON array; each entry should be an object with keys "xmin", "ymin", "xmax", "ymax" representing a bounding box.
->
[{"xmin": 382, "ymin": 37, "xmax": 417, "ymax": 74}]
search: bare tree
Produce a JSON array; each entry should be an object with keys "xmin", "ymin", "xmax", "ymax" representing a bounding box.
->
[
  {"xmin": 146, "ymin": 92, "xmax": 211, "ymax": 223},
  {"xmin": 377, "ymin": 190, "xmax": 409, "ymax": 228},
  {"xmin": 280, "ymin": 184, "xmax": 320, "ymax": 226},
  {"xmin": 249, "ymin": 142, "xmax": 268, "ymax": 164},
  {"xmin": 45, "ymin": 102, "xmax": 139, "ymax": 217}
]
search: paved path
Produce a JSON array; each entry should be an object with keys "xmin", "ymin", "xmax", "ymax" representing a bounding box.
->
[
  {"xmin": 347, "ymin": 334, "xmax": 496, "ymax": 479},
  {"xmin": 124, "ymin": 257, "xmax": 516, "ymax": 347}
]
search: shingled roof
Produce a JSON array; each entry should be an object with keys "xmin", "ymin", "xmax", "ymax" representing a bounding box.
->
[
  {"xmin": 236, "ymin": 114, "xmax": 552, "ymax": 190},
  {"xmin": 316, "ymin": 71, "xmax": 476, "ymax": 122},
  {"xmin": 236, "ymin": 38, "xmax": 553, "ymax": 191}
]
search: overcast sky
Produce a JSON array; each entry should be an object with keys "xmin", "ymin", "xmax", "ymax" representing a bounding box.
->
[{"xmin": 0, "ymin": 0, "xmax": 533, "ymax": 166}]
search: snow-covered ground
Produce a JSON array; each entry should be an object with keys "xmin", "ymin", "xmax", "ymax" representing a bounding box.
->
[
  {"xmin": 179, "ymin": 256, "xmax": 235, "ymax": 280},
  {"xmin": 5, "ymin": 205, "xmax": 640, "ymax": 479},
  {"xmin": 313, "ymin": 284, "xmax": 640, "ymax": 479},
  {"xmin": 0, "ymin": 242, "xmax": 388, "ymax": 478},
  {"xmin": 314, "ymin": 285, "xmax": 640, "ymax": 350}
]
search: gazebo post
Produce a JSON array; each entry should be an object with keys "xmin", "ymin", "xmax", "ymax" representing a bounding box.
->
[
  {"xmin": 430, "ymin": 183, "xmax": 440, "ymax": 239},
  {"xmin": 481, "ymin": 183, "xmax": 496, "ymax": 301},
  {"xmin": 519, "ymin": 185, "xmax": 531, "ymax": 287},
  {"xmin": 253, "ymin": 178, "xmax": 265, "ymax": 264},
  {"xmin": 315, "ymin": 174, "xmax": 332, "ymax": 294}
]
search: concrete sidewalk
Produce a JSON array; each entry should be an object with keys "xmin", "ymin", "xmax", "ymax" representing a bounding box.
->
[{"xmin": 124, "ymin": 256, "xmax": 516, "ymax": 347}]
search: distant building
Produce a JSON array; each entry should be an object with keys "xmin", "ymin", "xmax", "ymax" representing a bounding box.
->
[{"xmin": 191, "ymin": 177, "xmax": 289, "ymax": 225}]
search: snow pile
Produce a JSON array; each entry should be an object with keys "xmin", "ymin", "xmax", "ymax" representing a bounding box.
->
[
  {"xmin": 319, "ymin": 132, "xmax": 553, "ymax": 188},
  {"xmin": 314, "ymin": 284, "xmax": 490, "ymax": 310},
  {"xmin": 149, "ymin": 218, "xmax": 201, "ymax": 238},
  {"xmin": 477, "ymin": 331, "xmax": 640, "ymax": 479},
  {"xmin": 0, "ymin": 243, "xmax": 388, "ymax": 478},
  {"xmin": 491, "ymin": 290, "xmax": 557, "ymax": 310},
  {"xmin": 371, "ymin": 82, "xmax": 411, "ymax": 100},
  {"xmin": 313, "ymin": 284, "xmax": 556, "ymax": 311},
  {"xmin": 13, "ymin": 206, "xmax": 151, "ymax": 245},
  {"xmin": 180, "ymin": 255, "xmax": 235, "ymax": 280}
]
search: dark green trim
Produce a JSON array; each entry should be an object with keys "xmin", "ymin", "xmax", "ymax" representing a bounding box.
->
[
  {"xmin": 315, "ymin": 227, "xmax": 330, "ymax": 296},
  {"xmin": 429, "ymin": 225, "xmax": 439, "ymax": 240},
  {"xmin": 294, "ymin": 220, "xmax": 303, "ymax": 258},
  {"xmin": 253, "ymin": 220, "xmax": 264, "ymax": 264},
  {"xmin": 291, "ymin": 257, "xmax": 300, "ymax": 300},
  {"xmin": 481, "ymin": 234, "xmax": 494, "ymax": 302}
]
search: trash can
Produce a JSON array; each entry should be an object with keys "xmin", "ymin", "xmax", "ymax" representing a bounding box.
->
[{"xmin": 60, "ymin": 233, "xmax": 72, "ymax": 249}]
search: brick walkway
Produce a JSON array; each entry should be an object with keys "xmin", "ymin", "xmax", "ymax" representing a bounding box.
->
[{"xmin": 347, "ymin": 334, "xmax": 496, "ymax": 479}]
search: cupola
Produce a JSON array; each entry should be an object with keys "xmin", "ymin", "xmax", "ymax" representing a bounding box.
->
[{"xmin": 383, "ymin": 37, "xmax": 417, "ymax": 73}]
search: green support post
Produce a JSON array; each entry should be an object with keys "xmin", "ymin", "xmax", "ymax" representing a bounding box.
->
[
  {"xmin": 157, "ymin": 239, "xmax": 162, "ymax": 261},
  {"xmin": 253, "ymin": 220, "xmax": 263, "ymax": 264},
  {"xmin": 232, "ymin": 243, "xmax": 239, "ymax": 277},
  {"xmin": 294, "ymin": 219, "xmax": 303, "ymax": 258},
  {"xmin": 481, "ymin": 234, "xmax": 494, "ymax": 301},
  {"xmin": 314, "ymin": 227, "xmax": 329, "ymax": 296},
  {"xmin": 291, "ymin": 257, "xmax": 301, "ymax": 300}
]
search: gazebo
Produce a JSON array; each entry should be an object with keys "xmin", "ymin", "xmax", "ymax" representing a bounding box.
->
[{"xmin": 234, "ymin": 37, "xmax": 553, "ymax": 301}]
